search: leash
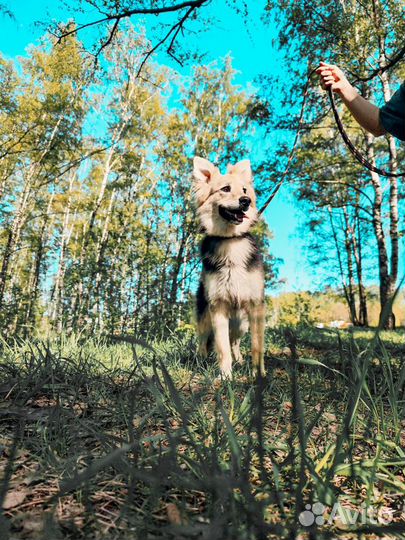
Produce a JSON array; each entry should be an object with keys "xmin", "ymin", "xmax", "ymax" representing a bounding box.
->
[
  {"xmin": 259, "ymin": 65, "xmax": 405, "ymax": 215},
  {"xmin": 259, "ymin": 67, "xmax": 316, "ymax": 215},
  {"xmin": 327, "ymin": 86, "xmax": 405, "ymax": 178}
]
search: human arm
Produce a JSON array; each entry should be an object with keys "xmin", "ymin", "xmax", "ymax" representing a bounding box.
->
[{"xmin": 316, "ymin": 62, "xmax": 386, "ymax": 137}]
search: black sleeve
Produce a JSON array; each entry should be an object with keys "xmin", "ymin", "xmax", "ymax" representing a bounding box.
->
[{"xmin": 379, "ymin": 82, "xmax": 405, "ymax": 141}]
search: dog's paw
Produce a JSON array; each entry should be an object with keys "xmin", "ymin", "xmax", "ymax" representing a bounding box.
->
[
  {"xmin": 252, "ymin": 366, "xmax": 267, "ymax": 378},
  {"xmin": 219, "ymin": 369, "xmax": 233, "ymax": 381}
]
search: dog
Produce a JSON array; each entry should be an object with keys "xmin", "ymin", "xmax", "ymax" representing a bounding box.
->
[{"xmin": 193, "ymin": 156, "xmax": 265, "ymax": 379}]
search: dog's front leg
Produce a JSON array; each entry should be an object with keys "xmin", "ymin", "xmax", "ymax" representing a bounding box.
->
[
  {"xmin": 249, "ymin": 302, "xmax": 266, "ymax": 377},
  {"xmin": 210, "ymin": 307, "xmax": 233, "ymax": 379}
]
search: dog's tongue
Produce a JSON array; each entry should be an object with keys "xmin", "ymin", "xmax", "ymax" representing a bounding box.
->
[{"xmin": 236, "ymin": 211, "xmax": 249, "ymax": 222}]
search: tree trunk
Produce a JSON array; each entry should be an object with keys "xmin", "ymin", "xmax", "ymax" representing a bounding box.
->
[
  {"xmin": 168, "ymin": 227, "xmax": 189, "ymax": 326},
  {"xmin": 50, "ymin": 174, "xmax": 75, "ymax": 331},
  {"xmin": 352, "ymin": 208, "xmax": 368, "ymax": 326},
  {"xmin": 24, "ymin": 193, "xmax": 55, "ymax": 331},
  {"xmin": 0, "ymin": 112, "xmax": 65, "ymax": 315},
  {"xmin": 342, "ymin": 206, "xmax": 359, "ymax": 325},
  {"xmin": 328, "ymin": 208, "xmax": 357, "ymax": 324},
  {"xmin": 91, "ymin": 190, "xmax": 116, "ymax": 331},
  {"xmin": 370, "ymin": 0, "xmax": 398, "ymax": 329},
  {"xmin": 365, "ymin": 132, "xmax": 394, "ymax": 329},
  {"xmin": 380, "ymin": 71, "xmax": 398, "ymax": 329},
  {"xmin": 0, "ymin": 179, "xmax": 32, "ymax": 310}
]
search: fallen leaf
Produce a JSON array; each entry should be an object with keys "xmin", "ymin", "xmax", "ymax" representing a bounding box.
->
[
  {"xmin": 3, "ymin": 489, "xmax": 27, "ymax": 509},
  {"xmin": 166, "ymin": 502, "xmax": 182, "ymax": 525}
]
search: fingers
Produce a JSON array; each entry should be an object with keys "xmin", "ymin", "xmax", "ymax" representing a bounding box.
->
[
  {"xmin": 317, "ymin": 61, "xmax": 337, "ymax": 70},
  {"xmin": 316, "ymin": 64, "xmax": 330, "ymax": 73},
  {"xmin": 317, "ymin": 71, "xmax": 338, "ymax": 89},
  {"xmin": 316, "ymin": 61, "xmax": 342, "ymax": 91},
  {"xmin": 316, "ymin": 61, "xmax": 350, "ymax": 96},
  {"xmin": 319, "ymin": 61, "xmax": 335, "ymax": 67},
  {"xmin": 316, "ymin": 62, "xmax": 338, "ymax": 77},
  {"xmin": 323, "ymin": 74, "xmax": 336, "ymax": 86},
  {"xmin": 316, "ymin": 68, "xmax": 336, "ymax": 78}
]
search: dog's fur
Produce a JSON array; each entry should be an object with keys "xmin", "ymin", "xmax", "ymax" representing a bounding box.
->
[{"xmin": 193, "ymin": 156, "xmax": 265, "ymax": 378}]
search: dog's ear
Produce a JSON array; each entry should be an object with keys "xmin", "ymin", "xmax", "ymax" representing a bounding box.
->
[
  {"xmin": 230, "ymin": 159, "xmax": 252, "ymax": 183},
  {"xmin": 193, "ymin": 156, "xmax": 217, "ymax": 183},
  {"xmin": 193, "ymin": 157, "xmax": 218, "ymax": 206}
]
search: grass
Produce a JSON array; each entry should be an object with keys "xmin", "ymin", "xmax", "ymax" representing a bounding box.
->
[{"xmin": 0, "ymin": 327, "xmax": 404, "ymax": 539}]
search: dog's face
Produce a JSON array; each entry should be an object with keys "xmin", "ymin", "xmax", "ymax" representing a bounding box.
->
[{"xmin": 193, "ymin": 156, "xmax": 258, "ymax": 236}]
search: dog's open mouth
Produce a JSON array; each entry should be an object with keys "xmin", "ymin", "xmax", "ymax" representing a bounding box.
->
[{"xmin": 219, "ymin": 205, "xmax": 248, "ymax": 224}]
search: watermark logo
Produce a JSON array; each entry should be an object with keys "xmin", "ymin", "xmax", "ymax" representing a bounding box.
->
[
  {"xmin": 299, "ymin": 503, "xmax": 326, "ymax": 526},
  {"xmin": 298, "ymin": 501, "xmax": 401, "ymax": 528}
]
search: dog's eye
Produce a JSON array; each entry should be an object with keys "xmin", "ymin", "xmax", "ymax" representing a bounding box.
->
[
  {"xmin": 221, "ymin": 185, "xmax": 231, "ymax": 192},
  {"xmin": 243, "ymin": 187, "xmax": 247, "ymax": 194}
]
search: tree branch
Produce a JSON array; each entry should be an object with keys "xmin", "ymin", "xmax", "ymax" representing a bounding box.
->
[
  {"xmin": 53, "ymin": 0, "xmax": 209, "ymax": 41},
  {"xmin": 51, "ymin": 0, "xmax": 210, "ymax": 72},
  {"xmin": 135, "ymin": 1, "xmax": 199, "ymax": 76},
  {"xmin": 348, "ymin": 42, "xmax": 405, "ymax": 83}
]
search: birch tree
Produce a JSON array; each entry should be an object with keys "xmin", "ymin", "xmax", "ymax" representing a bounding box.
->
[
  {"xmin": 264, "ymin": 0, "xmax": 405, "ymax": 328},
  {"xmin": 0, "ymin": 32, "xmax": 88, "ymax": 331}
]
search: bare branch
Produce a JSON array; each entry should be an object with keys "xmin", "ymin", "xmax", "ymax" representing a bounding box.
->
[
  {"xmin": 51, "ymin": 0, "xmax": 210, "ymax": 73},
  {"xmin": 135, "ymin": 2, "xmax": 200, "ymax": 76},
  {"xmin": 54, "ymin": 0, "xmax": 209, "ymax": 41}
]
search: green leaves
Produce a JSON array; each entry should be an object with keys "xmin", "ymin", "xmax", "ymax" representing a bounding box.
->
[{"xmin": 0, "ymin": 25, "xmax": 279, "ymax": 335}]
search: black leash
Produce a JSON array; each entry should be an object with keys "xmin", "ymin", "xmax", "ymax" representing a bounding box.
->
[
  {"xmin": 258, "ymin": 66, "xmax": 405, "ymax": 215},
  {"xmin": 327, "ymin": 86, "xmax": 405, "ymax": 178},
  {"xmin": 259, "ymin": 68, "xmax": 316, "ymax": 215}
]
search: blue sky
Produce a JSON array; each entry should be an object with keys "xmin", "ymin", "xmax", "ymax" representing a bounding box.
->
[{"xmin": 0, "ymin": 0, "xmax": 315, "ymax": 292}]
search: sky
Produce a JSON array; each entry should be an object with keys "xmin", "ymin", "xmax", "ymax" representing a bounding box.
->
[{"xmin": 0, "ymin": 0, "xmax": 316, "ymax": 292}]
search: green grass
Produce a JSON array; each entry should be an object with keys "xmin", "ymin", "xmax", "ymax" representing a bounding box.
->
[{"xmin": 0, "ymin": 327, "xmax": 404, "ymax": 539}]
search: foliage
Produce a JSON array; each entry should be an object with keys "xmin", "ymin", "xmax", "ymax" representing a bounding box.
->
[
  {"xmin": 0, "ymin": 26, "xmax": 278, "ymax": 338},
  {"xmin": 261, "ymin": 0, "xmax": 405, "ymax": 328},
  {"xmin": 269, "ymin": 288, "xmax": 405, "ymax": 328},
  {"xmin": 271, "ymin": 291, "xmax": 316, "ymax": 327}
]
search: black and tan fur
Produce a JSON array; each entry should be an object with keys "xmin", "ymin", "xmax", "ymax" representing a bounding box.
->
[{"xmin": 193, "ymin": 156, "xmax": 265, "ymax": 378}]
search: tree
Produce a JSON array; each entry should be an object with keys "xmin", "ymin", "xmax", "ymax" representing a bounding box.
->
[
  {"xmin": 50, "ymin": 0, "xmax": 213, "ymax": 69},
  {"xmin": 263, "ymin": 0, "xmax": 405, "ymax": 328},
  {"xmin": 0, "ymin": 31, "xmax": 89, "ymax": 331},
  {"xmin": 0, "ymin": 21, "xmax": 280, "ymax": 337}
]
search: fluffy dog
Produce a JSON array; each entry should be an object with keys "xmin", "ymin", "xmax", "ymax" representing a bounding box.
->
[{"xmin": 193, "ymin": 156, "xmax": 265, "ymax": 378}]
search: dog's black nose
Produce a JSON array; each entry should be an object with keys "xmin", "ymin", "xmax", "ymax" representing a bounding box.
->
[{"xmin": 239, "ymin": 196, "xmax": 251, "ymax": 210}]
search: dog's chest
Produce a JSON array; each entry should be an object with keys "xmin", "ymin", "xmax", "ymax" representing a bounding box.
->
[
  {"xmin": 201, "ymin": 236, "xmax": 263, "ymax": 305},
  {"xmin": 216, "ymin": 237, "xmax": 251, "ymax": 266}
]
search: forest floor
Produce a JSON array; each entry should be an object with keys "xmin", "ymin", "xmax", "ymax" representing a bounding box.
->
[{"xmin": 0, "ymin": 327, "xmax": 405, "ymax": 539}]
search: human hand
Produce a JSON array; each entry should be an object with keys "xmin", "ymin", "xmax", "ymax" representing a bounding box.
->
[{"xmin": 316, "ymin": 62, "xmax": 353, "ymax": 97}]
